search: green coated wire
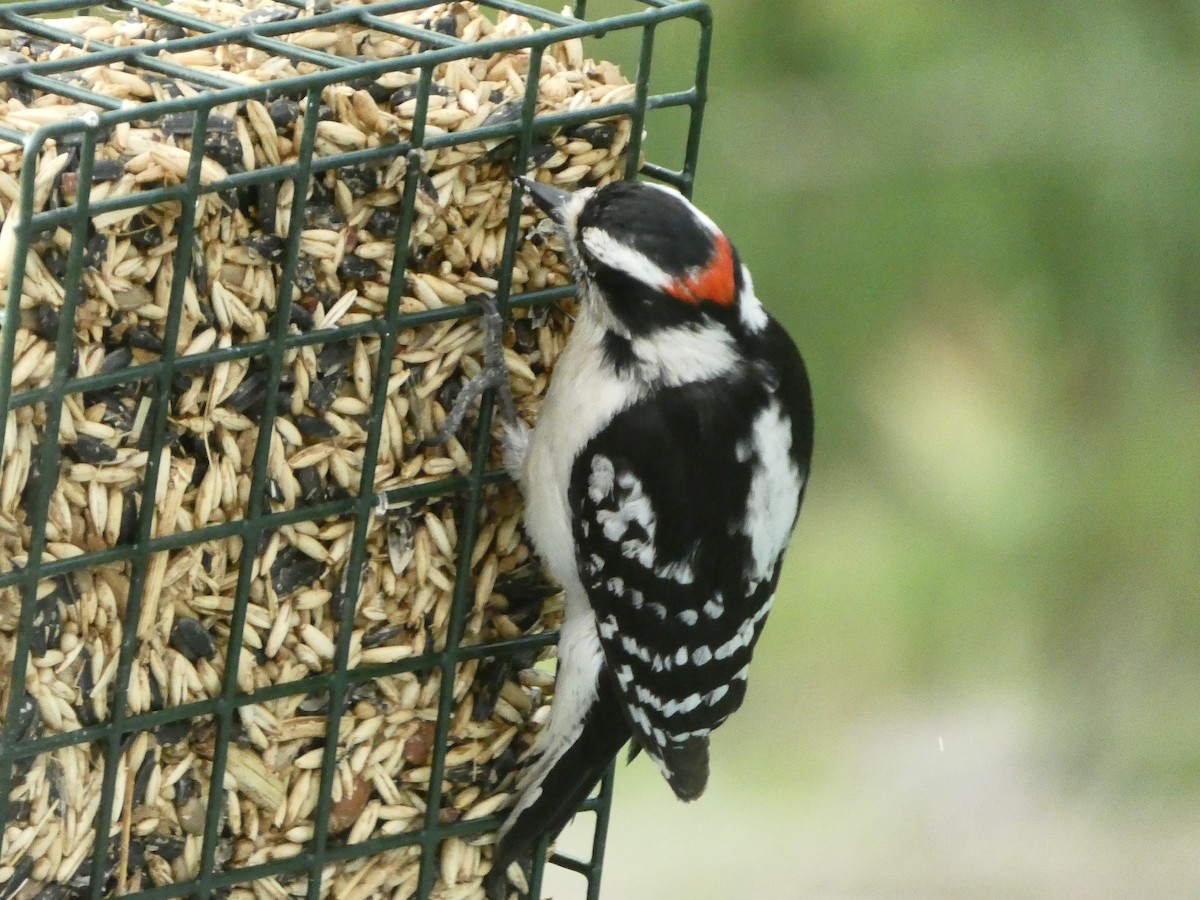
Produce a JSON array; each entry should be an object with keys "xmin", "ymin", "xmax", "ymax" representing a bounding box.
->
[{"xmin": 0, "ymin": 2, "xmax": 712, "ymax": 897}]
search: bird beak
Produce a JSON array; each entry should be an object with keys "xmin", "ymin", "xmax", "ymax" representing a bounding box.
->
[{"xmin": 515, "ymin": 176, "xmax": 572, "ymax": 225}]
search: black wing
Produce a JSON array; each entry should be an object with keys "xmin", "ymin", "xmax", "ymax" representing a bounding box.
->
[{"xmin": 569, "ymin": 319, "xmax": 812, "ymax": 799}]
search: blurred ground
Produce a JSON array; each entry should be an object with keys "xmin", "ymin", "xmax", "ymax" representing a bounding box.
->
[
  {"xmin": 547, "ymin": 695, "xmax": 1200, "ymax": 899},
  {"xmin": 542, "ymin": 0, "xmax": 1200, "ymax": 896}
]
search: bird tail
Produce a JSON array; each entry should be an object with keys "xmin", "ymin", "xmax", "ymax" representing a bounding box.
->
[{"xmin": 492, "ymin": 672, "xmax": 631, "ymax": 878}]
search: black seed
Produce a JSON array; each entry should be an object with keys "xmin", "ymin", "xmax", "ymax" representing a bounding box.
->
[
  {"xmin": 417, "ymin": 171, "xmax": 438, "ymax": 201},
  {"xmin": 366, "ymin": 206, "xmax": 399, "ymax": 238},
  {"xmin": 329, "ymin": 578, "xmax": 349, "ymax": 619},
  {"xmin": 433, "ymin": 14, "xmax": 457, "ymax": 35},
  {"xmin": 148, "ymin": 669, "xmax": 165, "ymax": 711},
  {"xmin": 161, "ymin": 112, "xmax": 235, "ymax": 137},
  {"xmin": 99, "ymin": 345, "xmax": 133, "ymax": 375},
  {"xmin": 224, "ymin": 371, "xmax": 268, "ymax": 414},
  {"xmin": 90, "ymin": 158, "xmax": 125, "ymax": 182},
  {"xmin": 297, "ymin": 692, "xmax": 330, "ymax": 715},
  {"xmin": 308, "ymin": 373, "xmax": 343, "ymax": 414},
  {"xmin": 77, "ymin": 647, "xmax": 98, "ymax": 727},
  {"xmin": 295, "ymin": 415, "xmax": 339, "ymax": 439},
  {"xmin": 388, "ymin": 82, "xmax": 452, "ymax": 108},
  {"xmin": 155, "ymin": 717, "xmax": 190, "ymax": 746},
  {"xmin": 20, "ymin": 444, "xmax": 53, "ymax": 511},
  {"xmin": 192, "ymin": 256, "xmax": 209, "ymax": 295},
  {"xmin": 145, "ymin": 834, "xmax": 185, "ymax": 862},
  {"xmin": 323, "ymin": 482, "xmax": 352, "ymax": 503},
  {"xmin": 485, "ymin": 138, "xmax": 518, "ymax": 163},
  {"xmin": 247, "ymin": 233, "xmax": 286, "ymax": 265},
  {"xmin": 65, "ymin": 435, "xmax": 117, "ymax": 464},
  {"xmin": 495, "ymin": 562, "xmax": 560, "ymax": 629},
  {"xmin": 513, "ymin": 316, "xmax": 537, "ymax": 354},
  {"xmin": 169, "ymin": 616, "xmax": 216, "ymax": 663},
  {"xmin": 337, "ymin": 164, "xmax": 378, "ymax": 196},
  {"xmin": 304, "ymin": 202, "xmax": 344, "ymax": 231},
  {"xmin": 255, "ymin": 181, "xmax": 279, "ymax": 234},
  {"xmin": 142, "ymin": 75, "xmax": 185, "ymax": 99},
  {"xmin": 30, "ymin": 590, "xmax": 62, "ymax": 656},
  {"xmin": 268, "ymin": 98, "xmax": 301, "ymax": 129},
  {"xmin": 133, "ymin": 751, "xmax": 156, "ymax": 805},
  {"xmin": 567, "ymin": 121, "xmax": 616, "ymax": 149},
  {"xmin": 206, "ymin": 130, "xmax": 244, "ymax": 172},
  {"xmin": 15, "ymin": 693, "xmax": 38, "ymax": 742},
  {"xmin": 126, "ymin": 212, "xmax": 164, "ymax": 251},
  {"xmin": 288, "ymin": 300, "xmax": 315, "ymax": 332},
  {"xmin": 83, "ymin": 231, "xmax": 107, "ymax": 269},
  {"xmin": 41, "ymin": 244, "xmax": 68, "ymax": 279},
  {"xmin": 338, "ymin": 254, "xmax": 379, "ymax": 282},
  {"xmin": 529, "ymin": 140, "xmax": 557, "ymax": 168},
  {"xmin": 118, "ymin": 490, "xmax": 139, "ymax": 544},
  {"xmin": 33, "ymin": 301, "xmax": 60, "ymax": 340},
  {"xmin": 265, "ymin": 478, "xmax": 284, "ymax": 502},
  {"xmin": 126, "ymin": 837, "xmax": 148, "ymax": 872},
  {"xmin": 363, "ymin": 79, "xmax": 394, "ymax": 103},
  {"xmin": 271, "ymin": 545, "xmax": 325, "ymax": 595},
  {"xmin": 174, "ymin": 773, "xmax": 196, "ymax": 805},
  {"xmin": 150, "ymin": 23, "xmax": 187, "ymax": 41},
  {"xmin": 127, "ymin": 326, "xmax": 163, "ymax": 353},
  {"xmin": 361, "ymin": 625, "xmax": 405, "ymax": 649},
  {"xmin": 292, "ymin": 256, "xmax": 320, "ymax": 298},
  {"xmin": 240, "ymin": 5, "xmax": 297, "ymax": 25},
  {"xmin": 317, "ymin": 340, "xmax": 355, "ymax": 373},
  {"xmin": 471, "ymin": 657, "xmax": 513, "ymax": 722},
  {"xmin": 295, "ymin": 466, "xmax": 322, "ymax": 503}
]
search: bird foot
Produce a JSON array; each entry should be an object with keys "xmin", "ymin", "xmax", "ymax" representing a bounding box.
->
[{"xmin": 428, "ymin": 294, "xmax": 518, "ymax": 447}]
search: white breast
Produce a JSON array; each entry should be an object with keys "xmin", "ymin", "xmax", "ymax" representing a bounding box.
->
[{"xmin": 520, "ymin": 310, "xmax": 643, "ymax": 600}]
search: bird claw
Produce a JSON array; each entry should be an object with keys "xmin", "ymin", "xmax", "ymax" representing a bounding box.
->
[{"xmin": 428, "ymin": 294, "xmax": 518, "ymax": 447}]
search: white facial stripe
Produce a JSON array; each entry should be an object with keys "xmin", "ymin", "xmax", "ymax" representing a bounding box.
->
[
  {"xmin": 628, "ymin": 322, "xmax": 739, "ymax": 385},
  {"xmin": 737, "ymin": 264, "xmax": 769, "ymax": 332},
  {"xmin": 580, "ymin": 225, "xmax": 673, "ymax": 291}
]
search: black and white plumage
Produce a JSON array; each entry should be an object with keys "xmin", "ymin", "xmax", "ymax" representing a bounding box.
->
[{"xmin": 489, "ymin": 178, "xmax": 813, "ymax": 889}]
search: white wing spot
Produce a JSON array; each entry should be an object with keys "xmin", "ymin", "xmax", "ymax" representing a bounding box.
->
[
  {"xmin": 703, "ymin": 595, "xmax": 724, "ymax": 619},
  {"xmin": 706, "ymin": 684, "xmax": 729, "ymax": 706},
  {"xmin": 741, "ymin": 401, "xmax": 802, "ymax": 581},
  {"xmin": 677, "ymin": 609, "xmax": 698, "ymax": 626},
  {"xmin": 655, "ymin": 559, "xmax": 694, "ymax": 585},
  {"xmin": 588, "ymin": 454, "xmax": 615, "ymax": 502},
  {"xmin": 692, "ymin": 645, "xmax": 713, "ymax": 666},
  {"xmin": 621, "ymin": 634, "xmax": 652, "ymax": 664}
]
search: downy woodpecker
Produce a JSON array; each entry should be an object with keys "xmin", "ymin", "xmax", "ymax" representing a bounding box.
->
[{"xmin": 486, "ymin": 177, "xmax": 813, "ymax": 891}]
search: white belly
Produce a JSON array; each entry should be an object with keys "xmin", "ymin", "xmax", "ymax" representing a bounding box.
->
[{"xmin": 520, "ymin": 312, "xmax": 641, "ymax": 602}]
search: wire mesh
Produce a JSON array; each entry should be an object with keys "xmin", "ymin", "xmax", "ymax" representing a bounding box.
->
[{"xmin": 0, "ymin": 1, "xmax": 710, "ymax": 897}]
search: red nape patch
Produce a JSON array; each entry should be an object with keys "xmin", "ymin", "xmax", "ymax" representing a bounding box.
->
[{"xmin": 664, "ymin": 233, "xmax": 736, "ymax": 306}]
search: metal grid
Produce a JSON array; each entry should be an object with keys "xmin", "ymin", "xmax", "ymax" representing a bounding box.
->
[{"xmin": 0, "ymin": 0, "xmax": 711, "ymax": 897}]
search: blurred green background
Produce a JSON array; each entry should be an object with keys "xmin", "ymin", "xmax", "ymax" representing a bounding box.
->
[{"xmin": 548, "ymin": 1, "xmax": 1200, "ymax": 897}]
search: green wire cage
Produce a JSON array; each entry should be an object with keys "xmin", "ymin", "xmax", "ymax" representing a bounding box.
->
[{"xmin": 0, "ymin": 0, "xmax": 710, "ymax": 897}]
